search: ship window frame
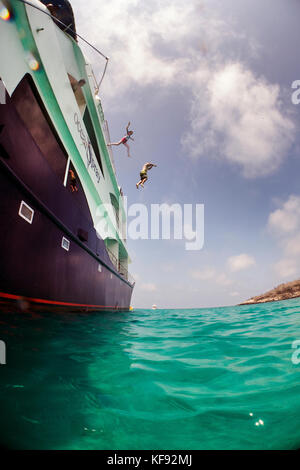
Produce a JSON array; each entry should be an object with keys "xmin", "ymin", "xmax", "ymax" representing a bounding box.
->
[
  {"xmin": 68, "ymin": 74, "xmax": 104, "ymax": 178},
  {"xmin": 82, "ymin": 106, "xmax": 104, "ymax": 177},
  {"xmin": 61, "ymin": 236, "xmax": 70, "ymax": 251},
  {"xmin": 19, "ymin": 201, "xmax": 34, "ymax": 224}
]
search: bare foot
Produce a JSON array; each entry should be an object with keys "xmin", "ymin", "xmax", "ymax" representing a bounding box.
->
[{"xmin": 136, "ymin": 183, "xmax": 139, "ymax": 189}]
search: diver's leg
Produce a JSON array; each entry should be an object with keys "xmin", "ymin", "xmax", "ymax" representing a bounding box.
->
[
  {"xmin": 108, "ymin": 138, "xmax": 124, "ymax": 147},
  {"xmin": 123, "ymin": 142, "xmax": 131, "ymax": 157}
]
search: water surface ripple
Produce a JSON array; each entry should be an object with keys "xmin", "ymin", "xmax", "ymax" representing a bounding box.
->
[{"xmin": 0, "ymin": 298, "xmax": 300, "ymax": 449}]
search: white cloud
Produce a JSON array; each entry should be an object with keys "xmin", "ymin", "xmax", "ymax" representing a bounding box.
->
[
  {"xmin": 274, "ymin": 258, "xmax": 298, "ymax": 279},
  {"xmin": 72, "ymin": 0, "xmax": 296, "ymax": 178},
  {"xmin": 227, "ymin": 253, "xmax": 256, "ymax": 272},
  {"xmin": 284, "ymin": 233, "xmax": 300, "ymax": 257},
  {"xmin": 268, "ymin": 195, "xmax": 300, "ymax": 235},
  {"xmin": 230, "ymin": 291, "xmax": 240, "ymax": 297},
  {"xmin": 182, "ymin": 63, "xmax": 295, "ymax": 178},
  {"xmin": 140, "ymin": 282, "xmax": 157, "ymax": 292},
  {"xmin": 216, "ymin": 273, "xmax": 233, "ymax": 286},
  {"xmin": 161, "ymin": 263, "xmax": 175, "ymax": 273},
  {"xmin": 268, "ymin": 195, "xmax": 300, "ymax": 280},
  {"xmin": 72, "ymin": 0, "xmax": 202, "ymax": 96},
  {"xmin": 191, "ymin": 267, "xmax": 216, "ymax": 281},
  {"xmin": 191, "ymin": 268, "xmax": 233, "ymax": 287}
]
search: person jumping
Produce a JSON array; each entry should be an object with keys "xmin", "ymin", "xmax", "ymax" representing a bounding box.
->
[
  {"xmin": 107, "ymin": 121, "xmax": 134, "ymax": 158},
  {"xmin": 136, "ymin": 162, "xmax": 157, "ymax": 189}
]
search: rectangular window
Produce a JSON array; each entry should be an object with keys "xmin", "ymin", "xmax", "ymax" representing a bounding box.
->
[
  {"xmin": 19, "ymin": 201, "xmax": 34, "ymax": 224},
  {"xmin": 61, "ymin": 237, "xmax": 70, "ymax": 251}
]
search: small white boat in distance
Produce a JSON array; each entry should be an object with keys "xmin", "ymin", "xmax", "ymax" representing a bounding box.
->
[{"xmin": 152, "ymin": 304, "xmax": 157, "ymax": 310}]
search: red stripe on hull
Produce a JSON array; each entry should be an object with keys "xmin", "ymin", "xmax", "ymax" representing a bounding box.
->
[
  {"xmin": 0, "ymin": 292, "xmax": 126, "ymax": 309},
  {"xmin": 0, "ymin": 292, "xmax": 130, "ymax": 313}
]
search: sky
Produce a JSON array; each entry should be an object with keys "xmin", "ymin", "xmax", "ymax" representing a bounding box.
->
[{"xmin": 72, "ymin": 0, "xmax": 300, "ymax": 309}]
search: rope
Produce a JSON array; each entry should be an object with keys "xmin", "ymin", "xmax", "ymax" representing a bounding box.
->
[{"xmin": 15, "ymin": 0, "xmax": 109, "ymax": 87}]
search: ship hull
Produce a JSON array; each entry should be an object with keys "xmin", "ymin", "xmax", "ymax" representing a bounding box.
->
[{"xmin": 0, "ymin": 88, "xmax": 133, "ymax": 313}]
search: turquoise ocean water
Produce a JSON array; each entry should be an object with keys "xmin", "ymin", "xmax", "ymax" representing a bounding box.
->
[{"xmin": 0, "ymin": 297, "xmax": 300, "ymax": 450}]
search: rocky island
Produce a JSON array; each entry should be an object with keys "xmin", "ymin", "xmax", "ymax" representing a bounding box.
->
[{"xmin": 240, "ymin": 279, "xmax": 300, "ymax": 305}]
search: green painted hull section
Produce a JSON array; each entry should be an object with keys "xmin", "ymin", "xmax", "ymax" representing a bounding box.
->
[{"xmin": 12, "ymin": 0, "xmax": 128, "ymax": 258}]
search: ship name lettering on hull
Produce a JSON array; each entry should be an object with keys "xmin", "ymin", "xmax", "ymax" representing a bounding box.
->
[{"xmin": 74, "ymin": 112, "xmax": 101, "ymax": 183}]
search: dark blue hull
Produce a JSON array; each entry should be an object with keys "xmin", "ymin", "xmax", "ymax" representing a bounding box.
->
[{"xmin": 0, "ymin": 79, "xmax": 133, "ymax": 312}]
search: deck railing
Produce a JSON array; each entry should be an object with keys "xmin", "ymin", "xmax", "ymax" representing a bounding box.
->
[{"xmin": 106, "ymin": 247, "xmax": 134, "ymax": 285}]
